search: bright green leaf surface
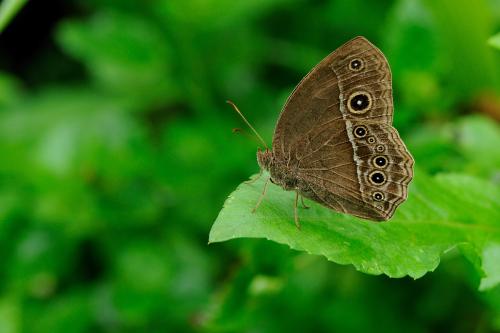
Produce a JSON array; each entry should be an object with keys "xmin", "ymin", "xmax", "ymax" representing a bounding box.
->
[
  {"xmin": 480, "ymin": 244, "xmax": 500, "ymax": 291},
  {"xmin": 489, "ymin": 32, "xmax": 500, "ymax": 49},
  {"xmin": 0, "ymin": 0, "xmax": 27, "ymax": 33},
  {"xmin": 210, "ymin": 171, "xmax": 500, "ymax": 283}
]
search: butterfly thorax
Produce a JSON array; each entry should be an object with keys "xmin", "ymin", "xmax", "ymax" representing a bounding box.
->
[{"xmin": 257, "ymin": 149, "xmax": 298, "ymax": 191}]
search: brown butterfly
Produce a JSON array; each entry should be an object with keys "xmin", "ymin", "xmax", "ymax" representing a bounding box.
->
[{"xmin": 229, "ymin": 36, "xmax": 414, "ymax": 228}]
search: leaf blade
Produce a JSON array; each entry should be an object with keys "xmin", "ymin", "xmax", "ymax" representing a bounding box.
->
[
  {"xmin": 0, "ymin": 0, "xmax": 28, "ymax": 34},
  {"xmin": 209, "ymin": 171, "xmax": 500, "ymax": 283}
]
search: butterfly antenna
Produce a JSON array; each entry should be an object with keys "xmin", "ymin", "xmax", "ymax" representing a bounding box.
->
[{"xmin": 226, "ymin": 100, "xmax": 269, "ymax": 149}]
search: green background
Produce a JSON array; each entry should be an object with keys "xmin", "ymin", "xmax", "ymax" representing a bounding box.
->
[{"xmin": 0, "ymin": 0, "xmax": 499, "ymax": 332}]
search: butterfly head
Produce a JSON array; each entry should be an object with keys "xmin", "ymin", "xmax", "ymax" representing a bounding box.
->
[{"xmin": 256, "ymin": 148, "xmax": 273, "ymax": 172}]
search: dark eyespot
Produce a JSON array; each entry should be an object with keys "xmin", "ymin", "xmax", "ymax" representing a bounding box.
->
[
  {"xmin": 351, "ymin": 94, "xmax": 369, "ymax": 110},
  {"xmin": 347, "ymin": 91, "xmax": 372, "ymax": 114},
  {"xmin": 349, "ymin": 58, "xmax": 364, "ymax": 71},
  {"xmin": 353, "ymin": 125, "xmax": 367, "ymax": 138},
  {"xmin": 367, "ymin": 136, "xmax": 376, "ymax": 144},
  {"xmin": 369, "ymin": 171, "xmax": 386, "ymax": 185},
  {"xmin": 373, "ymin": 156, "xmax": 388, "ymax": 168},
  {"xmin": 376, "ymin": 145, "xmax": 385, "ymax": 152},
  {"xmin": 372, "ymin": 191, "xmax": 384, "ymax": 201}
]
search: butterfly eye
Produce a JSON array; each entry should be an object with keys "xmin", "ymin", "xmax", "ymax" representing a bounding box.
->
[
  {"xmin": 369, "ymin": 171, "xmax": 386, "ymax": 185},
  {"xmin": 372, "ymin": 191, "xmax": 384, "ymax": 201},
  {"xmin": 349, "ymin": 58, "xmax": 364, "ymax": 71},
  {"xmin": 347, "ymin": 91, "xmax": 372, "ymax": 114},
  {"xmin": 353, "ymin": 125, "xmax": 367, "ymax": 138},
  {"xmin": 372, "ymin": 155, "xmax": 388, "ymax": 168},
  {"xmin": 367, "ymin": 136, "xmax": 376, "ymax": 144}
]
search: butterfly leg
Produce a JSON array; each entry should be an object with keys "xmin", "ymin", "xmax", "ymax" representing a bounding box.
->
[
  {"xmin": 294, "ymin": 191, "xmax": 302, "ymax": 230},
  {"xmin": 252, "ymin": 177, "xmax": 270, "ymax": 213},
  {"xmin": 245, "ymin": 168, "xmax": 263, "ymax": 185},
  {"xmin": 300, "ymin": 195, "xmax": 310, "ymax": 209}
]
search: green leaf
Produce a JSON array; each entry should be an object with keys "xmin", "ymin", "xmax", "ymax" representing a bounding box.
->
[
  {"xmin": 489, "ymin": 32, "xmax": 500, "ymax": 49},
  {"xmin": 480, "ymin": 244, "xmax": 500, "ymax": 291},
  {"xmin": 209, "ymin": 170, "xmax": 500, "ymax": 285},
  {"xmin": 0, "ymin": 0, "xmax": 27, "ymax": 33}
]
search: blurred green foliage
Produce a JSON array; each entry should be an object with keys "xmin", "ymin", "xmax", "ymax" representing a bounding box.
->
[{"xmin": 0, "ymin": 0, "xmax": 499, "ymax": 332}]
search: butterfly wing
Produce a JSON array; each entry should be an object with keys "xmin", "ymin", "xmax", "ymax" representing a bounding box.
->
[
  {"xmin": 273, "ymin": 36, "xmax": 393, "ymax": 161},
  {"xmin": 272, "ymin": 36, "xmax": 413, "ymax": 220},
  {"xmin": 296, "ymin": 122, "xmax": 414, "ymax": 220}
]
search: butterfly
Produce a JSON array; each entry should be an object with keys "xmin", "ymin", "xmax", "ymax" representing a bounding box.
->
[{"xmin": 229, "ymin": 36, "xmax": 414, "ymax": 228}]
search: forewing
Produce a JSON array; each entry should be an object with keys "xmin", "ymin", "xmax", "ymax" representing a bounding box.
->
[{"xmin": 272, "ymin": 36, "xmax": 393, "ymax": 161}]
